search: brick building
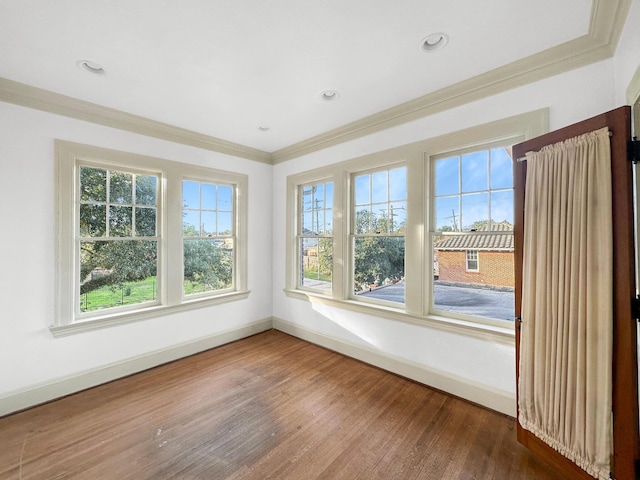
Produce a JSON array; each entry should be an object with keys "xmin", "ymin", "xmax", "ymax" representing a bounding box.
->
[{"xmin": 434, "ymin": 223, "xmax": 514, "ymax": 288}]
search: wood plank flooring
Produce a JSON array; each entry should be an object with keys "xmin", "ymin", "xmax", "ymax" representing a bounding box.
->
[{"xmin": 0, "ymin": 330, "xmax": 563, "ymax": 479}]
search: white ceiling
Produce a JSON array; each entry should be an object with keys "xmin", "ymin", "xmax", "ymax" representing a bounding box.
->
[{"xmin": 0, "ymin": 1, "xmax": 607, "ymax": 154}]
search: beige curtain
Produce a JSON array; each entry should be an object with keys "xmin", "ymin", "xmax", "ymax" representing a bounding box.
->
[{"xmin": 518, "ymin": 127, "xmax": 613, "ymax": 480}]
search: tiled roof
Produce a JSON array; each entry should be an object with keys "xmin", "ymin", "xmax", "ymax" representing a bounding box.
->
[{"xmin": 434, "ymin": 222, "xmax": 514, "ymax": 251}]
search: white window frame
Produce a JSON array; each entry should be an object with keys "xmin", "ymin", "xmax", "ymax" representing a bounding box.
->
[
  {"xmin": 296, "ymin": 180, "xmax": 335, "ymax": 293},
  {"xmin": 466, "ymin": 250, "xmax": 479, "ymax": 272},
  {"xmin": 350, "ymin": 164, "xmax": 408, "ymax": 307},
  {"xmin": 284, "ymin": 109, "xmax": 548, "ymax": 342},
  {"xmin": 182, "ymin": 177, "xmax": 237, "ymax": 298},
  {"xmin": 54, "ymin": 140, "xmax": 248, "ymax": 336}
]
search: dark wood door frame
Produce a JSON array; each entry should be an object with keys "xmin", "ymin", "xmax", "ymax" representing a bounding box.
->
[{"xmin": 513, "ymin": 106, "xmax": 639, "ymax": 480}]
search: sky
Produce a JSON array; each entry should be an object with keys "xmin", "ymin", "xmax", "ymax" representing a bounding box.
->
[
  {"xmin": 435, "ymin": 147, "xmax": 513, "ymax": 231},
  {"xmin": 183, "ymin": 180, "xmax": 233, "ymax": 236}
]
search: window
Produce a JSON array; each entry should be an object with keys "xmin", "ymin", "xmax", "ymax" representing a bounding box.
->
[
  {"xmin": 284, "ymin": 110, "xmax": 546, "ymax": 337},
  {"xmin": 352, "ymin": 166, "xmax": 406, "ymax": 304},
  {"xmin": 297, "ymin": 181, "xmax": 334, "ymax": 291},
  {"xmin": 55, "ymin": 141, "xmax": 248, "ymax": 335},
  {"xmin": 79, "ymin": 165, "xmax": 160, "ymax": 312},
  {"xmin": 466, "ymin": 250, "xmax": 479, "ymax": 271},
  {"xmin": 182, "ymin": 180, "xmax": 235, "ymax": 295},
  {"xmin": 431, "ymin": 146, "xmax": 514, "ymax": 322}
]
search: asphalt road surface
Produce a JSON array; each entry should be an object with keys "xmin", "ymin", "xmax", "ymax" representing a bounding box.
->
[{"xmin": 360, "ymin": 281, "xmax": 515, "ymax": 322}]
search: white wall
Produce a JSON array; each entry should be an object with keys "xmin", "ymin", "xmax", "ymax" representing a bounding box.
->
[
  {"xmin": 614, "ymin": 0, "xmax": 640, "ymax": 105},
  {"xmin": 272, "ymin": 59, "xmax": 618, "ymax": 416},
  {"xmin": 0, "ymin": 103, "xmax": 273, "ymax": 411}
]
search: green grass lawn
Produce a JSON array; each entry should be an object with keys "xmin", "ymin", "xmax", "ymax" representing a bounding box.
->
[
  {"xmin": 81, "ymin": 276, "xmax": 157, "ymax": 311},
  {"xmin": 304, "ymin": 269, "xmax": 331, "ymax": 282},
  {"xmin": 82, "ymin": 276, "xmax": 234, "ymax": 311}
]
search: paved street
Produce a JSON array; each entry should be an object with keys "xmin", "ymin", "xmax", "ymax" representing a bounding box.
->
[{"xmin": 360, "ymin": 281, "xmax": 515, "ymax": 321}]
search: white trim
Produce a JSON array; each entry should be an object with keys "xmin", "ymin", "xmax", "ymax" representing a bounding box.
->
[
  {"xmin": 626, "ymin": 63, "xmax": 640, "ymax": 106},
  {"xmin": 0, "ymin": 1, "xmax": 630, "ymax": 164},
  {"xmin": 284, "ymin": 110, "xmax": 546, "ymax": 337},
  {"xmin": 271, "ymin": 0, "xmax": 631, "ymax": 163},
  {"xmin": 273, "ymin": 317, "xmax": 516, "ymax": 416},
  {"xmin": 0, "ymin": 319, "xmax": 272, "ymax": 417},
  {"xmin": 283, "ymin": 288, "xmax": 514, "ymax": 344},
  {"xmin": 55, "ymin": 140, "xmax": 250, "ymax": 331},
  {"xmin": 50, "ymin": 290, "xmax": 251, "ymax": 337},
  {"xmin": 0, "ymin": 77, "xmax": 272, "ymax": 164}
]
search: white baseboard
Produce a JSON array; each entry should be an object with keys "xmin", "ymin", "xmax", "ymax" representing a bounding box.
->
[
  {"xmin": 1, "ymin": 317, "xmax": 516, "ymax": 418},
  {"xmin": 0, "ymin": 319, "xmax": 272, "ymax": 417},
  {"xmin": 273, "ymin": 317, "xmax": 516, "ymax": 417}
]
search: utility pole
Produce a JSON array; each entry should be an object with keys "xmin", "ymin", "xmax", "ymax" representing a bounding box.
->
[{"xmin": 448, "ymin": 209, "xmax": 459, "ymax": 231}]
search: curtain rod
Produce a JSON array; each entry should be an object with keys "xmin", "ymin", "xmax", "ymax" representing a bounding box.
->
[{"xmin": 516, "ymin": 130, "xmax": 613, "ymax": 163}]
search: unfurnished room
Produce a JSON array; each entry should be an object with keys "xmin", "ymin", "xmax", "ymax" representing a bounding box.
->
[{"xmin": 1, "ymin": 1, "xmax": 640, "ymax": 479}]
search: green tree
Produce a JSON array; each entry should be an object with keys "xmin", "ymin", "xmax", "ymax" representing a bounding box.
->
[
  {"xmin": 79, "ymin": 166, "xmax": 159, "ymax": 294},
  {"xmin": 317, "ymin": 238, "xmax": 333, "ymax": 277},
  {"xmin": 184, "ymin": 240, "xmax": 233, "ymax": 291},
  {"xmin": 353, "ymin": 209, "xmax": 405, "ymax": 289}
]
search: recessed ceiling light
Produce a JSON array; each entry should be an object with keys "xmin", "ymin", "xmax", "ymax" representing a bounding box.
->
[
  {"xmin": 320, "ymin": 90, "xmax": 340, "ymax": 101},
  {"xmin": 420, "ymin": 33, "xmax": 449, "ymax": 52},
  {"xmin": 76, "ymin": 60, "xmax": 105, "ymax": 75}
]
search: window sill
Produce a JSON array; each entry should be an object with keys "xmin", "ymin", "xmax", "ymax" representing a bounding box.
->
[
  {"xmin": 50, "ymin": 290, "xmax": 251, "ymax": 337},
  {"xmin": 283, "ymin": 288, "xmax": 515, "ymax": 345}
]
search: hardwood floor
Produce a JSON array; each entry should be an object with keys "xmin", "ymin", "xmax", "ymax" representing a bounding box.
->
[{"xmin": 0, "ymin": 330, "xmax": 563, "ymax": 479}]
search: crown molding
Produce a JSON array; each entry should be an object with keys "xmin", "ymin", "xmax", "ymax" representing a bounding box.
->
[
  {"xmin": 271, "ymin": 0, "xmax": 631, "ymax": 164},
  {"xmin": 627, "ymin": 64, "xmax": 640, "ymax": 106},
  {"xmin": 0, "ymin": 77, "xmax": 273, "ymax": 164},
  {"xmin": 0, "ymin": 0, "xmax": 630, "ymax": 166}
]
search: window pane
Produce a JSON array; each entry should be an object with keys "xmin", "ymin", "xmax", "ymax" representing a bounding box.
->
[
  {"xmin": 110, "ymin": 171, "xmax": 133, "ymax": 204},
  {"xmin": 201, "ymin": 211, "xmax": 216, "ymax": 236},
  {"xmin": 389, "ymin": 201, "xmax": 406, "ymax": 233},
  {"xmin": 201, "ymin": 183, "xmax": 216, "ymax": 210},
  {"xmin": 135, "ymin": 175, "xmax": 157, "ymax": 206},
  {"xmin": 80, "ymin": 240, "xmax": 157, "ymax": 312},
  {"xmin": 325, "ymin": 208, "xmax": 333, "ymax": 234},
  {"xmin": 80, "ymin": 204, "xmax": 106, "ymax": 237},
  {"xmin": 313, "ymin": 209, "xmax": 325, "ymax": 235},
  {"xmin": 371, "ymin": 171, "xmax": 388, "ymax": 203},
  {"xmin": 461, "ymin": 193, "xmax": 488, "ymax": 231},
  {"xmin": 80, "ymin": 167, "xmax": 107, "ymax": 202},
  {"xmin": 313, "ymin": 183, "xmax": 325, "ymax": 209},
  {"xmin": 302, "ymin": 186, "xmax": 313, "ymax": 211},
  {"xmin": 109, "ymin": 206, "xmax": 132, "ymax": 236},
  {"xmin": 135, "ymin": 207, "xmax": 156, "ymax": 237},
  {"xmin": 302, "ymin": 211, "xmax": 313, "ymax": 234},
  {"xmin": 491, "ymin": 190, "xmax": 514, "ymax": 227},
  {"xmin": 299, "ymin": 237, "xmax": 332, "ymax": 291},
  {"xmin": 461, "ymin": 151, "xmax": 488, "ymax": 193},
  {"xmin": 183, "ymin": 239, "xmax": 233, "ymax": 294},
  {"xmin": 435, "ymin": 196, "xmax": 459, "ymax": 232},
  {"xmin": 354, "ymin": 236, "xmax": 405, "ymax": 303},
  {"xmin": 183, "ymin": 210, "xmax": 200, "ymax": 236},
  {"xmin": 218, "ymin": 212, "xmax": 232, "ymax": 235},
  {"xmin": 389, "ymin": 167, "xmax": 407, "ymax": 201},
  {"xmin": 325, "ymin": 183, "xmax": 334, "ymax": 209},
  {"xmin": 183, "ymin": 180, "xmax": 199, "ymax": 209},
  {"xmin": 355, "ymin": 206, "xmax": 373, "ymax": 234},
  {"xmin": 490, "ymin": 148, "xmax": 513, "ymax": 190},
  {"xmin": 218, "ymin": 185, "xmax": 233, "ymax": 211},
  {"xmin": 355, "ymin": 174, "xmax": 370, "ymax": 205},
  {"xmin": 435, "ymin": 157, "xmax": 459, "ymax": 195}
]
